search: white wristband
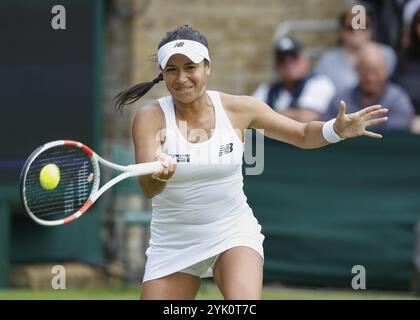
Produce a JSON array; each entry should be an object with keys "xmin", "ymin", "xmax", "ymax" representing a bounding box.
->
[
  {"xmin": 322, "ymin": 119, "xmax": 345, "ymax": 143},
  {"xmin": 155, "ymin": 177, "xmax": 169, "ymax": 182}
]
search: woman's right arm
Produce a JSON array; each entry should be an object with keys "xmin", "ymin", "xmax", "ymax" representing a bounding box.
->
[{"xmin": 132, "ymin": 104, "xmax": 176, "ymax": 198}]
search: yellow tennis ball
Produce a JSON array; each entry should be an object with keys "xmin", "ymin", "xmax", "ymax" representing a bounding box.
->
[{"xmin": 39, "ymin": 163, "xmax": 61, "ymax": 190}]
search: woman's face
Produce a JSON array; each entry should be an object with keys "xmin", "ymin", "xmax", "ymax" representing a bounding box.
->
[
  {"xmin": 162, "ymin": 54, "xmax": 211, "ymax": 104},
  {"xmin": 340, "ymin": 19, "xmax": 371, "ymax": 49}
]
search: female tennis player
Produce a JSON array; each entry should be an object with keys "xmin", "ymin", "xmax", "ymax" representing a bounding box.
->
[{"xmin": 114, "ymin": 25, "xmax": 388, "ymax": 300}]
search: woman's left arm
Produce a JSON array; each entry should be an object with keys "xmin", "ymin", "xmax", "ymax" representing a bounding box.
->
[{"xmin": 236, "ymin": 96, "xmax": 388, "ymax": 149}]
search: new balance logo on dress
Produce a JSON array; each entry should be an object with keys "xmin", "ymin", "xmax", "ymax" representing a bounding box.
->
[
  {"xmin": 173, "ymin": 42, "xmax": 184, "ymax": 48},
  {"xmin": 219, "ymin": 143, "xmax": 233, "ymax": 156}
]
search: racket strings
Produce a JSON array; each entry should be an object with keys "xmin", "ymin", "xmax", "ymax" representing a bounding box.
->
[{"xmin": 23, "ymin": 146, "xmax": 95, "ymax": 221}]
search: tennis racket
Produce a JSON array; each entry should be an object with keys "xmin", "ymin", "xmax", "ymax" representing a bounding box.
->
[{"xmin": 20, "ymin": 140, "xmax": 162, "ymax": 227}]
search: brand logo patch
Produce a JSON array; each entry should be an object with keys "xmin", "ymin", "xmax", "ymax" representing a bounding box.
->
[
  {"xmin": 219, "ymin": 143, "xmax": 233, "ymax": 156},
  {"xmin": 170, "ymin": 154, "xmax": 190, "ymax": 162},
  {"xmin": 173, "ymin": 42, "xmax": 184, "ymax": 48}
]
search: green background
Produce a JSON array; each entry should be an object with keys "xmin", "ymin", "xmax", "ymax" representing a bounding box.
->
[{"xmin": 245, "ymin": 132, "xmax": 420, "ymax": 290}]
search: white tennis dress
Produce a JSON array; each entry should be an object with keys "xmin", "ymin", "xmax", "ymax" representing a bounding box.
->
[{"xmin": 142, "ymin": 90, "xmax": 265, "ymax": 282}]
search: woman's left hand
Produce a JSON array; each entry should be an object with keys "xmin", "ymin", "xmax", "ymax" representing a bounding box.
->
[{"xmin": 334, "ymin": 101, "xmax": 389, "ymax": 139}]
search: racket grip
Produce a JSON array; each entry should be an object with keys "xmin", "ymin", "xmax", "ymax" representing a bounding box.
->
[{"xmin": 127, "ymin": 161, "xmax": 162, "ymax": 177}]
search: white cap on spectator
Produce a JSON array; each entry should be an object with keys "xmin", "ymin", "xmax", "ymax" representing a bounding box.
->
[{"xmin": 275, "ymin": 36, "xmax": 302, "ymax": 56}]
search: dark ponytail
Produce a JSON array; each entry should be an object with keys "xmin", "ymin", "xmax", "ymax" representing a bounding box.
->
[{"xmin": 114, "ymin": 73, "xmax": 163, "ymax": 112}]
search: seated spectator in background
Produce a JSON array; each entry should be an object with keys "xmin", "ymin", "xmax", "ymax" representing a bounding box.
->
[
  {"xmin": 393, "ymin": 8, "xmax": 420, "ymax": 133},
  {"xmin": 252, "ymin": 37, "xmax": 335, "ymax": 122},
  {"xmin": 315, "ymin": 9, "xmax": 397, "ymax": 94},
  {"xmin": 361, "ymin": 0, "xmax": 406, "ymax": 53},
  {"xmin": 324, "ymin": 44, "xmax": 414, "ymax": 131},
  {"xmin": 402, "ymin": 0, "xmax": 420, "ymax": 48}
]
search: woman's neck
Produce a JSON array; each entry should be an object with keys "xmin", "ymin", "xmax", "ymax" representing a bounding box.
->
[{"xmin": 173, "ymin": 91, "xmax": 213, "ymax": 122}]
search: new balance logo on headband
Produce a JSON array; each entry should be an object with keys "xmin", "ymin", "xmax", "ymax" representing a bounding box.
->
[
  {"xmin": 158, "ymin": 39, "xmax": 211, "ymax": 69},
  {"xmin": 219, "ymin": 143, "xmax": 233, "ymax": 156},
  {"xmin": 173, "ymin": 42, "xmax": 184, "ymax": 48}
]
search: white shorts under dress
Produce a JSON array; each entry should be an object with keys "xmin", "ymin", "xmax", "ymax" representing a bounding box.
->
[{"xmin": 142, "ymin": 91, "xmax": 265, "ymax": 283}]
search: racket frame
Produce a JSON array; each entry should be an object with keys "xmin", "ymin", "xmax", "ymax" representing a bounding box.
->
[{"xmin": 20, "ymin": 140, "xmax": 161, "ymax": 226}]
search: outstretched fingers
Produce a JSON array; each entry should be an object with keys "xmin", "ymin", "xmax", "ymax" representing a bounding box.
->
[
  {"xmin": 358, "ymin": 105, "xmax": 383, "ymax": 117},
  {"xmin": 365, "ymin": 116, "xmax": 388, "ymax": 128},
  {"xmin": 363, "ymin": 107, "xmax": 389, "ymax": 120},
  {"xmin": 362, "ymin": 105, "xmax": 388, "ymax": 139},
  {"xmin": 364, "ymin": 130, "xmax": 383, "ymax": 139}
]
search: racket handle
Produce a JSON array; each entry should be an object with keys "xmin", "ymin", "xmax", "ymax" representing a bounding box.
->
[{"xmin": 127, "ymin": 161, "xmax": 162, "ymax": 177}]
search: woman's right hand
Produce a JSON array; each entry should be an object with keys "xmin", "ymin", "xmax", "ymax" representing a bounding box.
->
[{"xmin": 151, "ymin": 152, "xmax": 177, "ymax": 182}]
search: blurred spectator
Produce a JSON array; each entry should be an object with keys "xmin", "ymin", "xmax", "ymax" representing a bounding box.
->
[
  {"xmin": 402, "ymin": 0, "xmax": 420, "ymax": 47},
  {"xmin": 253, "ymin": 37, "xmax": 335, "ymax": 122},
  {"xmin": 315, "ymin": 9, "xmax": 397, "ymax": 94},
  {"xmin": 324, "ymin": 44, "xmax": 414, "ymax": 131},
  {"xmin": 394, "ymin": 8, "xmax": 420, "ymax": 133},
  {"xmin": 404, "ymin": 0, "xmax": 420, "ymax": 25},
  {"xmin": 361, "ymin": 0, "xmax": 405, "ymax": 52}
]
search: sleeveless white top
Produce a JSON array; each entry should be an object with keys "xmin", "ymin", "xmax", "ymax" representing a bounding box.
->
[{"xmin": 143, "ymin": 91, "xmax": 264, "ymax": 282}]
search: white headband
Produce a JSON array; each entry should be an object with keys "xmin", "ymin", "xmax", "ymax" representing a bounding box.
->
[{"xmin": 157, "ymin": 39, "xmax": 210, "ymax": 69}]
